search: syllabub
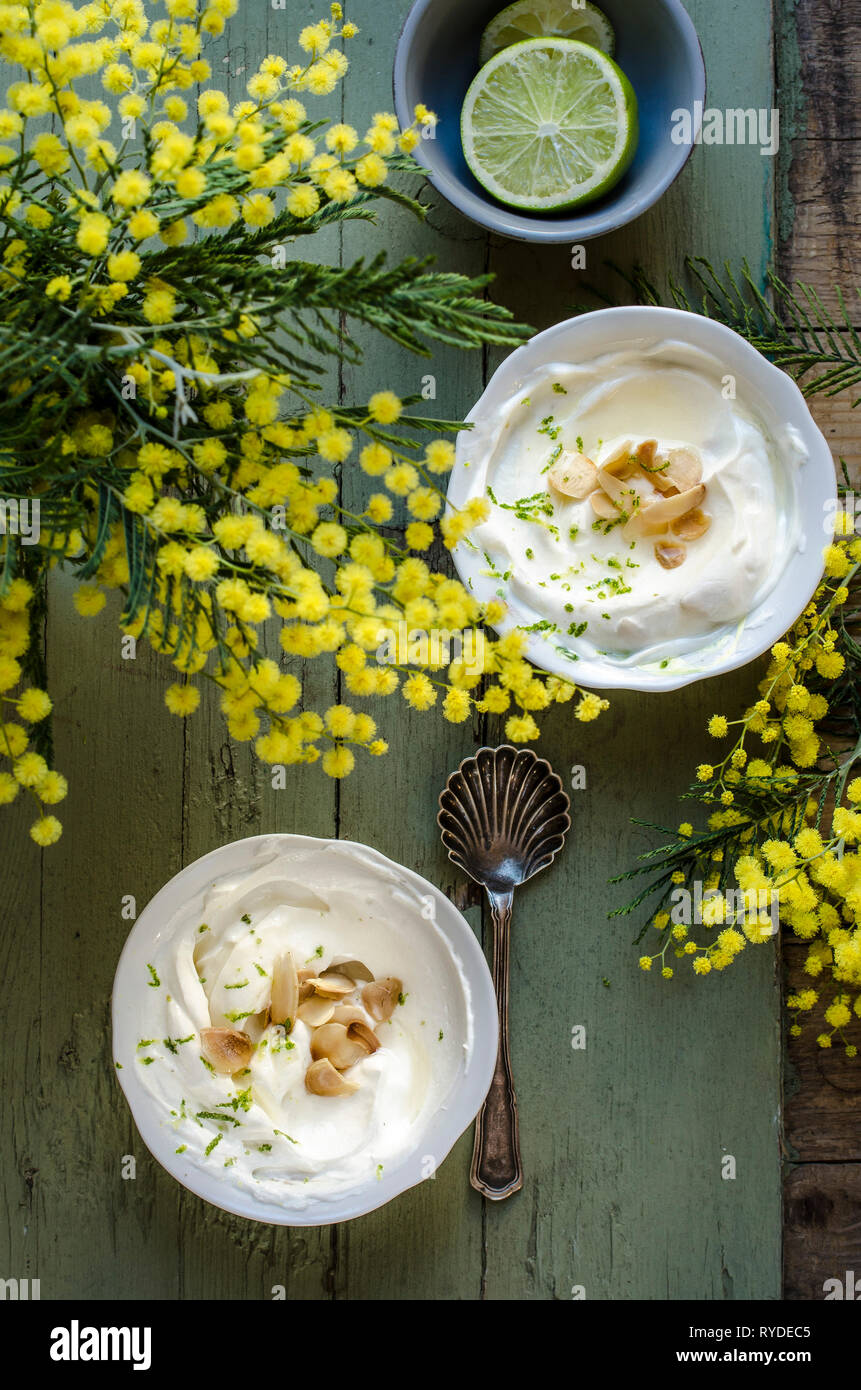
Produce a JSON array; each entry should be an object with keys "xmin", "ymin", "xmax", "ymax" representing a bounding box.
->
[
  {"xmin": 458, "ymin": 340, "xmax": 805, "ymax": 671},
  {"xmin": 124, "ymin": 840, "xmax": 472, "ymax": 1208}
]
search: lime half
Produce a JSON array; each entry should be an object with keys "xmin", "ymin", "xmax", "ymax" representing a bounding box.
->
[
  {"xmin": 461, "ymin": 38, "xmax": 638, "ymax": 212},
  {"xmin": 479, "ymin": 0, "xmax": 615, "ymax": 65}
]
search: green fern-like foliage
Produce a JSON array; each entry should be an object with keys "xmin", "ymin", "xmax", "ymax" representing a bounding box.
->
[{"xmin": 586, "ymin": 257, "xmax": 861, "ymax": 403}]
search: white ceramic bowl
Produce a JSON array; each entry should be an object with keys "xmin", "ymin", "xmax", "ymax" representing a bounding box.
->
[
  {"xmin": 447, "ymin": 305, "xmax": 836, "ymax": 692},
  {"xmin": 112, "ymin": 833, "xmax": 498, "ymax": 1226}
]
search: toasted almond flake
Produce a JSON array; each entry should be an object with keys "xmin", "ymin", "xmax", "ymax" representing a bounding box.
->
[
  {"xmin": 636, "ymin": 439, "xmax": 675, "ymax": 493},
  {"xmin": 297, "ymin": 996, "xmax": 335, "ymax": 1027},
  {"xmin": 599, "ymin": 440, "xmax": 637, "ymax": 478},
  {"xmin": 589, "ymin": 489, "xmax": 619, "ymax": 520},
  {"xmin": 547, "ymin": 451, "xmax": 597, "ymax": 500},
  {"xmin": 623, "ymin": 484, "xmax": 706, "ymax": 539},
  {"xmin": 635, "ymin": 438, "xmax": 659, "ymax": 469},
  {"xmin": 664, "ymin": 447, "xmax": 703, "ymax": 492},
  {"xmin": 596, "ymin": 465, "xmax": 640, "ymax": 506},
  {"xmin": 270, "ymin": 951, "xmax": 298, "ymax": 1030},
  {"xmin": 199, "ymin": 1027, "xmax": 254, "ymax": 1075},
  {"xmin": 324, "ymin": 958, "xmax": 375, "ymax": 984},
  {"xmin": 331, "ymin": 1004, "xmax": 369, "ymax": 1026},
  {"xmin": 307, "ymin": 973, "xmax": 354, "ymax": 999},
  {"xmin": 310, "ymin": 1022, "xmax": 367, "ymax": 1070},
  {"xmin": 347, "ymin": 1020, "xmax": 381, "ymax": 1054},
  {"xmin": 655, "ymin": 541, "xmax": 687, "ymax": 570},
  {"xmin": 362, "ymin": 977, "xmax": 402, "ymax": 1023},
  {"xmin": 671, "ymin": 508, "xmax": 712, "ymax": 541},
  {"xmin": 305, "ymin": 1058, "xmax": 359, "ymax": 1097}
]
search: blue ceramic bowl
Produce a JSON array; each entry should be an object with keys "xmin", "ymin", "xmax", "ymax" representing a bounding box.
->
[{"xmin": 393, "ymin": 0, "xmax": 706, "ymax": 242}]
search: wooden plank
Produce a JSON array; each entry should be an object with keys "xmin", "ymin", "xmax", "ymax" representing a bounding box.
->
[
  {"xmin": 782, "ymin": 141, "xmax": 861, "ymax": 308},
  {"xmin": 489, "ymin": 0, "xmax": 778, "ymax": 329},
  {"xmin": 806, "ymin": 395, "xmax": 861, "ymax": 480},
  {"xmin": 791, "ymin": 0, "xmax": 861, "ymax": 145},
  {"xmin": 776, "ymin": 0, "xmax": 861, "ymax": 1304},
  {"xmin": 19, "ymin": 2, "xmax": 341, "ymax": 1302},
  {"xmin": 37, "ymin": 581, "xmax": 185, "ymax": 1298},
  {"xmin": 170, "ymin": 1, "xmax": 341, "ymax": 1301},
  {"xmin": 0, "ymin": 795, "xmax": 42, "ymax": 1294},
  {"xmin": 777, "ymin": 0, "xmax": 861, "ymax": 313},
  {"xmin": 331, "ymin": 0, "xmax": 490, "ymax": 1299},
  {"xmin": 784, "ymin": 1165, "xmax": 861, "ymax": 1300},
  {"xmin": 481, "ymin": 0, "xmax": 784, "ymax": 1300},
  {"xmin": 784, "ymin": 944, "xmax": 861, "ymax": 1164}
]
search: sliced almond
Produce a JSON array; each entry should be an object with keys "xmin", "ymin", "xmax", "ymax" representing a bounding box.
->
[
  {"xmin": 596, "ymin": 465, "xmax": 639, "ymax": 507},
  {"xmin": 599, "ymin": 440, "xmax": 637, "ymax": 479},
  {"xmin": 589, "ymin": 489, "xmax": 619, "ymax": 521},
  {"xmin": 636, "ymin": 441, "xmax": 675, "ymax": 493},
  {"xmin": 297, "ymin": 967, "xmax": 316, "ymax": 1003},
  {"xmin": 635, "ymin": 438, "xmax": 659, "ymax": 469},
  {"xmin": 324, "ymin": 959, "xmax": 374, "ymax": 985},
  {"xmin": 362, "ymin": 977, "xmax": 402, "ymax": 1023},
  {"xmin": 624, "ymin": 507, "xmax": 670, "ymax": 539},
  {"xmin": 270, "ymin": 951, "xmax": 298, "ymax": 1030},
  {"xmin": 310, "ymin": 1022, "xmax": 367, "ymax": 1070},
  {"xmin": 305, "ymin": 1058, "xmax": 359, "ymax": 1097},
  {"xmin": 655, "ymin": 541, "xmax": 687, "ymax": 570},
  {"xmin": 297, "ymin": 996, "xmax": 335, "ymax": 1027},
  {"xmin": 547, "ymin": 451, "xmax": 597, "ymax": 500},
  {"xmin": 307, "ymin": 972, "xmax": 354, "ymax": 999},
  {"xmin": 200, "ymin": 1027, "xmax": 254, "ymax": 1075},
  {"xmin": 664, "ymin": 447, "xmax": 703, "ymax": 492},
  {"xmin": 347, "ymin": 1020, "xmax": 381, "ymax": 1054},
  {"xmin": 624, "ymin": 484, "xmax": 706, "ymax": 539},
  {"xmin": 671, "ymin": 508, "xmax": 711, "ymax": 541},
  {"xmin": 332, "ymin": 1004, "xmax": 369, "ymax": 1026}
]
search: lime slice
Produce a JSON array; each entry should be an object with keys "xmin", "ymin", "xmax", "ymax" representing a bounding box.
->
[
  {"xmin": 479, "ymin": 0, "xmax": 615, "ymax": 65},
  {"xmin": 461, "ymin": 38, "xmax": 638, "ymax": 212}
]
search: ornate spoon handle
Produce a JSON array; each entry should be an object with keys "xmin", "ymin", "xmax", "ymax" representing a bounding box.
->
[{"xmin": 470, "ymin": 889, "xmax": 523, "ymax": 1200}]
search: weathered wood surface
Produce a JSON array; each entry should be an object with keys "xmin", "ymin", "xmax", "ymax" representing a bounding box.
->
[
  {"xmin": 784, "ymin": 946, "xmax": 861, "ymax": 1164},
  {"xmin": 778, "ymin": 0, "xmax": 861, "ymax": 316},
  {"xmin": 0, "ymin": 0, "xmax": 795, "ymax": 1301},
  {"xmin": 777, "ymin": 0, "xmax": 861, "ymax": 1301},
  {"xmin": 784, "ymin": 1165, "xmax": 861, "ymax": 1301}
]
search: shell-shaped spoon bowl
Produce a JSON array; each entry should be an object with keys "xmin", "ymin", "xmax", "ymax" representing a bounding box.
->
[
  {"xmin": 438, "ymin": 745, "xmax": 571, "ymax": 895},
  {"xmin": 437, "ymin": 745, "xmax": 571, "ymax": 1201}
]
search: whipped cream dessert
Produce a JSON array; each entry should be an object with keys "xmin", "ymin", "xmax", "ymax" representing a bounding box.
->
[
  {"xmin": 123, "ymin": 840, "xmax": 472, "ymax": 1209},
  {"xmin": 460, "ymin": 341, "xmax": 805, "ymax": 670}
]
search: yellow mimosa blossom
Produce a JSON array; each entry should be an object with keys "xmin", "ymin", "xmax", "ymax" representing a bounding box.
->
[
  {"xmin": 0, "ymin": 2, "xmax": 606, "ymax": 854},
  {"xmin": 165, "ymin": 683, "xmax": 200, "ymax": 715}
]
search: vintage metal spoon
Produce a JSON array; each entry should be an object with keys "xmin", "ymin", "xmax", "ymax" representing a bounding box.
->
[{"xmin": 438, "ymin": 745, "xmax": 570, "ymax": 1200}]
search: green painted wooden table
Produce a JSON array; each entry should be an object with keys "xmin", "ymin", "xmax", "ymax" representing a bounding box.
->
[{"xmin": 3, "ymin": 0, "xmax": 790, "ymax": 1299}]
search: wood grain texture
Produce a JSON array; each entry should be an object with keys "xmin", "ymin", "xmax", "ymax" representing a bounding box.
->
[
  {"xmin": 40, "ymin": 586, "xmax": 185, "ymax": 1298},
  {"xmin": 0, "ymin": 794, "xmax": 42, "ymax": 1293},
  {"xmin": 784, "ymin": 1166, "xmax": 861, "ymax": 1300},
  {"xmin": 779, "ymin": 0, "xmax": 861, "ymax": 314},
  {"xmin": 481, "ymin": 0, "xmax": 783, "ymax": 1301},
  {"xmin": 330, "ymin": 0, "xmax": 490, "ymax": 1298},
  {"xmin": 0, "ymin": 0, "xmax": 786, "ymax": 1301},
  {"xmin": 806, "ymin": 395, "xmax": 861, "ymax": 479},
  {"xmin": 776, "ymin": 0, "xmax": 861, "ymax": 1301},
  {"xmin": 173, "ymin": 0, "xmax": 341, "ymax": 1303},
  {"xmin": 784, "ymin": 947, "xmax": 861, "ymax": 1164}
]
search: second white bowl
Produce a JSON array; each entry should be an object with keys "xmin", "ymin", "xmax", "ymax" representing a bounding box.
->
[
  {"xmin": 112, "ymin": 834, "xmax": 498, "ymax": 1226},
  {"xmin": 447, "ymin": 306, "xmax": 836, "ymax": 693}
]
